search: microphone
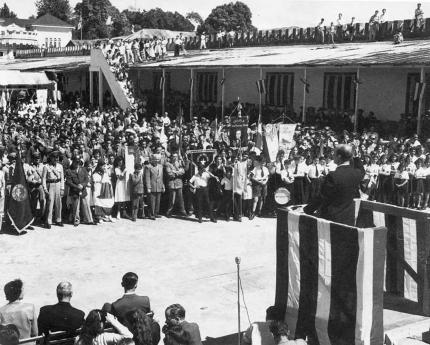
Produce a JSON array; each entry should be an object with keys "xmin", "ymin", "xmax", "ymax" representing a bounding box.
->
[{"xmin": 235, "ymin": 257, "xmax": 241, "ymax": 265}]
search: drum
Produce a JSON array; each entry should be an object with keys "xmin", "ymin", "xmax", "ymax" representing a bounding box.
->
[{"xmin": 274, "ymin": 187, "xmax": 290, "ymax": 205}]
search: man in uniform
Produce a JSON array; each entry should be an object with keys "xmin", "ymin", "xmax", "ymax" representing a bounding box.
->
[
  {"xmin": 165, "ymin": 152, "xmax": 187, "ymax": 218},
  {"xmin": 27, "ymin": 152, "xmax": 46, "ymax": 225},
  {"xmin": 42, "ymin": 151, "xmax": 64, "ymax": 229}
]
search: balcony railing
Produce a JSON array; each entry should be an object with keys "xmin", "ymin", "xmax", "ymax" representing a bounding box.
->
[{"xmin": 15, "ymin": 46, "xmax": 91, "ymax": 59}]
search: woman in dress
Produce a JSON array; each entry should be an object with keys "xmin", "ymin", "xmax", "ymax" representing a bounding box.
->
[
  {"xmin": 394, "ymin": 162, "xmax": 409, "ymax": 207},
  {"xmin": 93, "ymin": 159, "xmax": 114, "ymax": 223},
  {"xmin": 114, "ymin": 157, "xmax": 130, "ymax": 219},
  {"xmin": 75, "ymin": 310, "xmax": 132, "ymax": 345},
  {"xmin": 413, "ymin": 158, "xmax": 426, "ymax": 209}
]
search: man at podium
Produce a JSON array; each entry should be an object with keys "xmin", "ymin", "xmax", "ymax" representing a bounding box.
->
[{"xmin": 304, "ymin": 144, "xmax": 363, "ymax": 226}]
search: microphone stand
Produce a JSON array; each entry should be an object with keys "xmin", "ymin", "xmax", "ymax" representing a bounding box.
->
[{"xmin": 235, "ymin": 257, "xmax": 241, "ymax": 345}]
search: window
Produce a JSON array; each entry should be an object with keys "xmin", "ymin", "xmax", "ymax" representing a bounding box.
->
[
  {"xmin": 265, "ymin": 72, "xmax": 294, "ymax": 106},
  {"xmin": 323, "ymin": 72, "xmax": 356, "ymax": 110},
  {"xmin": 54, "ymin": 38, "xmax": 57, "ymax": 48},
  {"xmin": 153, "ymin": 72, "xmax": 171, "ymax": 92},
  {"xmin": 49, "ymin": 38, "xmax": 53, "ymax": 47},
  {"xmin": 45, "ymin": 38, "xmax": 48, "ymax": 47},
  {"xmin": 58, "ymin": 38, "xmax": 61, "ymax": 47},
  {"xmin": 196, "ymin": 72, "xmax": 218, "ymax": 103}
]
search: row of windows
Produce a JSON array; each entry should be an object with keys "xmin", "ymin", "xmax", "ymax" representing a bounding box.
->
[
  {"xmin": 44, "ymin": 37, "xmax": 62, "ymax": 48},
  {"xmin": 152, "ymin": 72, "xmax": 422, "ymax": 113}
]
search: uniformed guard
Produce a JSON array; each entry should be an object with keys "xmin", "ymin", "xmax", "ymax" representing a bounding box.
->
[
  {"xmin": 27, "ymin": 152, "xmax": 46, "ymax": 225},
  {"xmin": 42, "ymin": 151, "xmax": 64, "ymax": 229}
]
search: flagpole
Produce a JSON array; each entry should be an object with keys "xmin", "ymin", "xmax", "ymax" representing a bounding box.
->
[
  {"xmin": 190, "ymin": 68, "xmax": 194, "ymax": 121},
  {"xmin": 354, "ymin": 67, "xmax": 360, "ymax": 133},
  {"xmin": 302, "ymin": 68, "xmax": 307, "ymax": 123},
  {"xmin": 259, "ymin": 68, "xmax": 263, "ymax": 118},
  {"xmin": 222, "ymin": 67, "xmax": 225, "ymax": 122},
  {"xmin": 162, "ymin": 68, "xmax": 166, "ymax": 116},
  {"xmin": 417, "ymin": 67, "xmax": 425, "ymax": 136}
]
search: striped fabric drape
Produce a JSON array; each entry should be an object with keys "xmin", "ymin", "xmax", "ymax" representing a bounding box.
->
[
  {"xmin": 276, "ymin": 209, "xmax": 386, "ymax": 345},
  {"xmin": 196, "ymin": 72, "xmax": 218, "ymax": 103},
  {"xmin": 265, "ymin": 73, "xmax": 294, "ymax": 106}
]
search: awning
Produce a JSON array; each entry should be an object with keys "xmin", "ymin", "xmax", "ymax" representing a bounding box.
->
[
  {"xmin": 0, "ymin": 70, "xmax": 54, "ymax": 89},
  {"xmin": 125, "ymin": 28, "xmax": 195, "ymax": 41}
]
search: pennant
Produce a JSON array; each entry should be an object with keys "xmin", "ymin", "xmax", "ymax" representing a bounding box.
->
[
  {"xmin": 256, "ymin": 79, "xmax": 266, "ymax": 94},
  {"xmin": 7, "ymin": 154, "xmax": 33, "ymax": 234},
  {"xmin": 352, "ymin": 78, "xmax": 362, "ymax": 87},
  {"xmin": 300, "ymin": 78, "xmax": 310, "ymax": 94},
  {"xmin": 189, "ymin": 77, "xmax": 194, "ymax": 91},
  {"xmin": 220, "ymin": 78, "xmax": 226, "ymax": 85},
  {"xmin": 77, "ymin": 16, "xmax": 82, "ymax": 30},
  {"xmin": 256, "ymin": 114, "xmax": 263, "ymax": 151}
]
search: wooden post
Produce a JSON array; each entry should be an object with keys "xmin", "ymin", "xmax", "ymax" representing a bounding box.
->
[
  {"xmin": 162, "ymin": 68, "xmax": 166, "ymax": 116},
  {"xmin": 354, "ymin": 67, "xmax": 360, "ymax": 133},
  {"xmin": 89, "ymin": 71, "xmax": 93, "ymax": 105},
  {"xmin": 222, "ymin": 68, "xmax": 225, "ymax": 122},
  {"xmin": 302, "ymin": 68, "xmax": 307, "ymax": 123},
  {"xmin": 417, "ymin": 67, "xmax": 425, "ymax": 136},
  {"xmin": 190, "ymin": 68, "xmax": 194, "ymax": 121},
  {"xmin": 259, "ymin": 68, "xmax": 263, "ymax": 118}
]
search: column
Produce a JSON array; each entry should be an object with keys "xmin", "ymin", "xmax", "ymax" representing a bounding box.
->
[{"xmin": 98, "ymin": 69, "xmax": 103, "ymax": 110}]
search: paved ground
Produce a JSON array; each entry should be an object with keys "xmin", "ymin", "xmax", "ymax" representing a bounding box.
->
[
  {"xmin": 0, "ymin": 216, "xmax": 428, "ymax": 344},
  {"xmin": 0, "ymin": 216, "xmax": 276, "ymax": 343}
]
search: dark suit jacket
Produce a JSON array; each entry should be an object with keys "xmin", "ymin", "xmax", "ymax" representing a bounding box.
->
[
  {"xmin": 37, "ymin": 302, "xmax": 85, "ymax": 335},
  {"xmin": 304, "ymin": 164, "xmax": 364, "ymax": 226},
  {"xmin": 111, "ymin": 294, "xmax": 151, "ymax": 324},
  {"xmin": 65, "ymin": 167, "xmax": 89, "ymax": 198},
  {"xmin": 144, "ymin": 164, "xmax": 164, "ymax": 193},
  {"xmin": 180, "ymin": 321, "xmax": 202, "ymax": 345}
]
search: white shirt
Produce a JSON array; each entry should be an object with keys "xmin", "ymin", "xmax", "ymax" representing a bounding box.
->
[
  {"xmin": 190, "ymin": 171, "xmax": 210, "ymax": 188},
  {"xmin": 221, "ymin": 177, "xmax": 232, "ymax": 190}
]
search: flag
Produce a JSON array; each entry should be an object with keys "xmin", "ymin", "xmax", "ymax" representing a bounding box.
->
[
  {"xmin": 256, "ymin": 114, "xmax": 263, "ymax": 151},
  {"xmin": 276, "ymin": 208, "xmax": 386, "ymax": 345},
  {"xmin": 7, "ymin": 154, "xmax": 33, "ymax": 234},
  {"xmin": 414, "ymin": 81, "xmax": 425, "ymax": 101},
  {"xmin": 106, "ymin": 15, "xmax": 112, "ymax": 26},
  {"xmin": 300, "ymin": 77, "xmax": 310, "ymax": 94},
  {"xmin": 256, "ymin": 79, "xmax": 266, "ymax": 94},
  {"xmin": 189, "ymin": 77, "xmax": 194, "ymax": 91},
  {"xmin": 159, "ymin": 76, "xmax": 165, "ymax": 91},
  {"xmin": 220, "ymin": 78, "xmax": 226, "ymax": 85}
]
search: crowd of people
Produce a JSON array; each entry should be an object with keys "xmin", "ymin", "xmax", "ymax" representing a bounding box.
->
[{"xmin": 0, "ymin": 97, "xmax": 429, "ymax": 233}]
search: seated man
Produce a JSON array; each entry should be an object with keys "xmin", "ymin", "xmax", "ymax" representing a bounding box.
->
[
  {"xmin": 37, "ymin": 282, "xmax": 85, "ymax": 338},
  {"xmin": 242, "ymin": 306, "xmax": 284, "ymax": 345},
  {"xmin": 109, "ymin": 272, "xmax": 151, "ymax": 324},
  {"xmin": 162, "ymin": 304, "xmax": 202, "ymax": 345}
]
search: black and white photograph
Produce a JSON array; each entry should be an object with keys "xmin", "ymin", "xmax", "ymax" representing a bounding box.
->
[{"xmin": 1, "ymin": 0, "xmax": 430, "ymax": 344}]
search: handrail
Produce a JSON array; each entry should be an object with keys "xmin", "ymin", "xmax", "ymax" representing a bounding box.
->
[{"xmin": 18, "ymin": 328, "xmax": 115, "ymax": 344}]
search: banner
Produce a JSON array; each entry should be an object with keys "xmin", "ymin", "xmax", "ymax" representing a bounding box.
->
[
  {"xmin": 264, "ymin": 124, "xmax": 279, "ymax": 162},
  {"xmin": 278, "ymin": 124, "xmax": 297, "ymax": 157},
  {"xmin": 36, "ymin": 89, "xmax": 48, "ymax": 113},
  {"xmin": 186, "ymin": 149, "xmax": 217, "ymax": 168},
  {"xmin": 229, "ymin": 116, "xmax": 249, "ymax": 147},
  {"xmin": 7, "ymin": 154, "xmax": 33, "ymax": 234}
]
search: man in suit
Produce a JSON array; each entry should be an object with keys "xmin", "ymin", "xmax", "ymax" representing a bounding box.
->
[
  {"xmin": 110, "ymin": 272, "xmax": 151, "ymax": 322},
  {"xmin": 65, "ymin": 160, "xmax": 92, "ymax": 226},
  {"xmin": 304, "ymin": 144, "xmax": 363, "ymax": 226},
  {"xmin": 145, "ymin": 154, "xmax": 165, "ymax": 220},
  {"xmin": 165, "ymin": 153, "xmax": 187, "ymax": 217},
  {"xmin": 37, "ymin": 282, "xmax": 84, "ymax": 340},
  {"xmin": 163, "ymin": 304, "xmax": 202, "ymax": 345}
]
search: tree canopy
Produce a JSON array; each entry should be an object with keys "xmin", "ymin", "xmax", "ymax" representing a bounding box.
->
[
  {"xmin": 35, "ymin": 0, "xmax": 71, "ymax": 23},
  {"xmin": 123, "ymin": 8, "xmax": 194, "ymax": 32},
  {"xmin": 0, "ymin": 3, "xmax": 17, "ymax": 18},
  {"xmin": 203, "ymin": 1, "xmax": 254, "ymax": 33}
]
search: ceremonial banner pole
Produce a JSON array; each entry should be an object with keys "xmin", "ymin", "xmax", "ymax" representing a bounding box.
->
[
  {"xmin": 417, "ymin": 67, "xmax": 425, "ymax": 136},
  {"xmin": 222, "ymin": 68, "xmax": 225, "ymax": 122},
  {"xmin": 162, "ymin": 68, "xmax": 166, "ymax": 116},
  {"xmin": 354, "ymin": 67, "xmax": 360, "ymax": 133},
  {"xmin": 259, "ymin": 68, "xmax": 263, "ymax": 117},
  {"xmin": 302, "ymin": 68, "xmax": 307, "ymax": 123},
  {"xmin": 236, "ymin": 257, "xmax": 241, "ymax": 345},
  {"xmin": 190, "ymin": 68, "xmax": 194, "ymax": 121}
]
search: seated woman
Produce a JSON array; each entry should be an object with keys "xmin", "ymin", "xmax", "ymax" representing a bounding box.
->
[{"xmin": 75, "ymin": 310, "xmax": 132, "ymax": 345}]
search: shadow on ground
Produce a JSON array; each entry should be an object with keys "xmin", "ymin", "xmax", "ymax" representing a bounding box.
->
[{"xmin": 384, "ymin": 292, "xmax": 423, "ymax": 316}]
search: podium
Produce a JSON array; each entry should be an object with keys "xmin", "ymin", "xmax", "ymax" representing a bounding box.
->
[{"xmin": 275, "ymin": 206, "xmax": 387, "ymax": 345}]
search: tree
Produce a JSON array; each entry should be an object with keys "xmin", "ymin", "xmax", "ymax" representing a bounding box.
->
[
  {"xmin": 0, "ymin": 3, "xmax": 17, "ymax": 18},
  {"xmin": 203, "ymin": 1, "xmax": 254, "ymax": 33},
  {"xmin": 74, "ymin": 0, "xmax": 131, "ymax": 40},
  {"xmin": 124, "ymin": 8, "xmax": 194, "ymax": 31},
  {"xmin": 35, "ymin": 0, "xmax": 72, "ymax": 23}
]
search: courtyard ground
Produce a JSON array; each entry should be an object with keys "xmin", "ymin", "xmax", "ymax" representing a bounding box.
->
[{"xmin": 0, "ymin": 216, "xmax": 428, "ymax": 344}]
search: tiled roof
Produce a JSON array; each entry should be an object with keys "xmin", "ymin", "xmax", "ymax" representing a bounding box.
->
[
  {"xmin": 32, "ymin": 14, "xmax": 73, "ymax": 28},
  {"xmin": 0, "ymin": 18, "xmax": 33, "ymax": 28},
  {"xmin": 138, "ymin": 39, "xmax": 430, "ymax": 68},
  {"xmin": 0, "ymin": 55, "xmax": 90, "ymax": 71}
]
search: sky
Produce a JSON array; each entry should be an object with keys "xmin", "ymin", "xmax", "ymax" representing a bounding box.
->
[{"xmin": 9, "ymin": 0, "xmax": 430, "ymax": 29}]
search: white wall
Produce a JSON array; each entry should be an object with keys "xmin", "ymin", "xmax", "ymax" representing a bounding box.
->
[{"xmin": 33, "ymin": 26, "xmax": 72, "ymax": 48}]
